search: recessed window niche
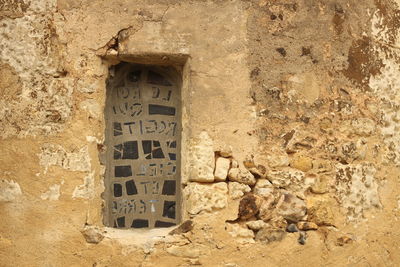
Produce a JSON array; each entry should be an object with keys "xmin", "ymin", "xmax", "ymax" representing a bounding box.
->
[{"xmin": 104, "ymin": 62, "xmax": 182, "ymax": 229}]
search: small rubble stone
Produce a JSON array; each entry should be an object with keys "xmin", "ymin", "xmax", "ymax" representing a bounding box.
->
[
  {"xmin": 266, "ymin": 169, "xmax": 305, "ymax": 189},
  {"xmin": 336, "ymin": 235, "xmax": 353, "ymax": 246},
  {"xmin": 238, "ymin": 193, "xmax": 262, "ymax": 220},
  {"xmin": 246, "ymin": 220, "xmax": 267, "ymax": 231},
  {"xmin": 255, "ymin": 228, "xmax": 286, "ymax": 243},
  {"xmin": 189, "ymin": 131, "xmax": 215, "ymax": 182},
  {"xmin": 228, "ymin": 167, "xmax": 256, "ymax": 186},
  {"xmin": 311, "ymin": 175, "xmax": 329, "ymax": 194},
  {"xmin": 228, "ymin": 182, "xmax": 251, "ymax": 199},
  {"xmin": 307, "ymin": 197, "xmax": 335, "ymax": 226},
  {"xmin": 312, "ymin": 159, "xmax": 333, "ymax": 173},
  {"xmin": 216, "ymin": 145, "xmax": 233, "ymax": 157},
  {"xmin": 231, "ymin": 159, "xmax": 239, "ymax": 168},
  {"xmin": 169, "ymin": 220, "xmax": 194, "ymax": 235},
  {"xmin": 266, "ymin": 154, "xmax": 290, "ymax": 168},
  {"xmin": 253, "ymin": 187, "xmax": 274, "ymax": 198},
  {"xmin": 226, "ymin": 223, "xmax": 255, "ymax": 244},
  {"xmin": 298, "ymin": 231, "xmax": 307, "ymax": 245},
  {"xmin": 258, "ymin": 194, "xmax": 276, "ymax": 222},
  {"xmin": 247, "ymin": 165, "xmax": 266, "ymax": 178},
  {"xmin": 290, "ymin": 155, "xmax": 313, "ymax": 172},
  {"xmin": 286, "ymin": 223, "xmax": 298, "ymax": 233},
  {"xmin": 297, "ymin": 221, "xmax": 318, "ymax": 231},
  {"xmin": 275, "ymin": 193, "xmax": 306, "ymax": 222},
  {"xmin": 255, "ymin": 178, "xmax": 272, "ymax": 189},
  {"xmin": 81, "ymin": 225, "xmax": 104, "ymax": 244},
  {"xmin": 243, "ymin": 155, "xmax": 256, "ymax": 168},
  {"xmin": 183, "ymin": 182, "xmax": 228, "ymax": 215},
  {"xmin": 214, "ymin": 157, "xmax": 231, "ymax": 181},
  {"xmin": 269, "ymin": 216, "xmax": 287, "ymax": 229},
  {"xmin": 253, "ymin": 179, "xmax": 274, "ymax": 197}
]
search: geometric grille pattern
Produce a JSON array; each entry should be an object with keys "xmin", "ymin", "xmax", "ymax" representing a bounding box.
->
[{"xmin": 105, "ymin": 63, "xmax": 181, "ymax": 228}]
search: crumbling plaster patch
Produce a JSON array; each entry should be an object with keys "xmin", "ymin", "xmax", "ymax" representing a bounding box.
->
[
  {"xmin": 72, "ymin": 172, "xmax": 95, "ymax": 199},
  {"xmin": 0, "ymin": 179, "xmax": 22, "ymax": 202},
  {"xmin": 41, "ymin": 183, "xmax": 62, "ymax": 201},
  {"xmin": 39, "ymin": 144, "xmax": 91, "ymax": 173}
]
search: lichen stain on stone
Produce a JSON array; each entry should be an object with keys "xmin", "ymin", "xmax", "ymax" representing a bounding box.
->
[{"xmin": 342, "ymin": 37, "xmax": 384, "ymax": 90}]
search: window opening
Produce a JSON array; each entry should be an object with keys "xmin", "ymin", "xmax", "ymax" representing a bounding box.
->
[{"xmin": 105, "ymin": 63, "xmax": 181, "ymax": 228}]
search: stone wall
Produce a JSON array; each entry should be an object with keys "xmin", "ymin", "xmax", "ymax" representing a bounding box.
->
[{"xmin": 1, "ymin": 0, "xmax": 400, "ymax": 266}]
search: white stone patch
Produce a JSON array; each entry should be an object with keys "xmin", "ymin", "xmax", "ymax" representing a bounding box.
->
[
  {"xmin": 225, "ymin": 223, "xmax": 255, "ymax": 244},
  {"xmin": 72, "ymin": 172, "xmax": 95, "ymax": 199},
  {"xmin": 189, "ymin": 131, "xmax": 215, "ymax": 182},
  {"xmin": 228, "ymin": 182, "xmax": 251, "ymax": 199},
  {"xmin": 350, "ymin": 118, "xmax": 376, "ymax": 136},
  {"xmin": 335, "ymin": 163, "xmax": 381, "ymax": 221},
  {"xmin": 266, "ymin": 168, "xmax": 306, "ymax": 196},
  {"xmin": 0, "ymin": 179, "xmax": 22, "ymax": 202},
  {"xmin": 41, "ymin": 183, "xmax": 62, "ymax": 201},
  {"xmin": 39, "ymin": 144, "xmax": 91, "ymax": 173},
  {"xmin": 80, "ymin": 99, "xmax": 101, "ymax": 119},
  {"xmin": 183, "ymin": 182, "xmax": 228, "ymax": 215},
  {"xmin": 214, "ymin": 157, "xmax": 230, "ymax": 181}
]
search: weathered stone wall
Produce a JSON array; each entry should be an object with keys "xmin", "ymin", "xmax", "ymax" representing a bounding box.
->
[{"xmin": 1, "ymin": 0, "xmax": 400, "ymax": 266}]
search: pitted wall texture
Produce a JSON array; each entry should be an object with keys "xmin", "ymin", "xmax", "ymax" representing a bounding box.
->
[{"xmin": 0, "ymin": 0, "xmax": 400, "ymax": 266}]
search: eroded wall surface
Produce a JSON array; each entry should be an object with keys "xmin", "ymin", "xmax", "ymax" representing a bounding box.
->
[{"xmin": 0, "ymin": 0, "xmax": 400, "ymax": 266}]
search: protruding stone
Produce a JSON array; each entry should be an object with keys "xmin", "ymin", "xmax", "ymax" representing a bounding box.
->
[
  {"xmin": 81, "ymin": 225, "xmax": 104, "ymax": 244},
  {"xmin": 246, "ymin": 220, "xmax": 267, "ymax": 231},
  {"xmin": 169, "ymin": 220, "xmax": 194, "ymax": 235},
  {"xmin": 297, "ymin": 221, "xmax": 318, "ymax": 231},
  {"xmin": 243, "ymin": 155, "xmax": 256, "ymax": 168},
  {"xmin": 266, "ymin": 169, "xmax": 305, "ymax": 189},
  {"xmin": 255, "ymin": 179, "xmax": 273, "ymax": 189},
  {"xmin": 247, "ymin": 165, "xmax": 266, "ymax": 178},
  {"xmin": 275, "ymin": 193, "xmax": 306, "ymax": 222},
  {"xmin": 189, "ymin": 131, "xmax": 215, "ymax": 183},
  {"xmin": 286, "ymin": 223, "xmax": 298, "ymax": 232},
  {"xmin": 216, "ymin": 145, "xmax": 233, "ymax": 158},
  {"xmin": 255, "ymin": 228, "xmax": 286, "ymax": 243},
  {"xmin": 307, "ymin": 196, "xmax": 335, "ymax": 226},
  {"xmin": 269, "ymin": 216, "xmax": 287, "ymax": 229},
  {"xmin": 238, "ymin": 193, "xmax": 262, "ymax": 220},
  {"xmin": 266, "ymin": 154, "xmax": 290, "ymax": 168},
  {"xmin": 228, "ymin": 182, "xmax": 251, "ymax": 199},
  {"xmin": 312, "ymin": 159, "xmax": 333, "ymax": 173},
  {"xmin": 258, "ymin": 193, "xmax": 276, "ymax": 222},
  {"xmin": 298, "ymin": 231, "xmax": 307, "ymax": 245},
  {"xmin": 311, "ymin": 175, "xmax": 329, "ymax": 194},
  {"xmin": 290, "ymin": 155, "xmax": 313, "ymax": 172},
  {"xmin": 183, "ymin": 182, "xmax": 228, "ymax": 215},
  {"xmin": 214, "ymin": 157, "xmax": 230, "ymax": 181},
  {"xmin": 228, "ymin": 167, "xmax": 256, "ymax": 185},
  {"xmin": 226, "ymin": 223, "xmax": 255, "ymax": 244}
]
